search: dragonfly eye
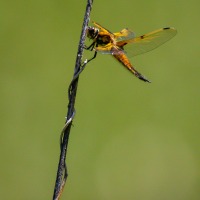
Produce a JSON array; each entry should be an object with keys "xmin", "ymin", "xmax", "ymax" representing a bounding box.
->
[{"xmin": 87, "ymin": 27, "xmax": 99, "ymax": 39}]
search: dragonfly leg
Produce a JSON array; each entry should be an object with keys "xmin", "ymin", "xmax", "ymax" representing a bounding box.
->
[
  {"xmin": 84, "ymin": 42, "xmax": 98, "ymax": 64},
  {"xmin": 87, "ymin": 51, "xmax": 97, "ymax": 63},
  {"xmin": 84, "ymin": 41, "xmax": 95, "ymax": 51}
]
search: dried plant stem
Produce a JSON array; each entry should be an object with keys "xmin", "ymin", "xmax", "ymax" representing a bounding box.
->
[{"xmin": 52, "ymin": 1, "xmax": 94, "ymax": 199}]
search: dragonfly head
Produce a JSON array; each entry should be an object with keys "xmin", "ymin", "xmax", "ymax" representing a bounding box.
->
[{"xmin": 87, "ymin": 26, "xmax": 99, "ymax": 40}]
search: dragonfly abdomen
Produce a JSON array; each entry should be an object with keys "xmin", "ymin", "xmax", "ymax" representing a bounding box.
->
[{"xmin": 113, "ymin": 53, "xmax": 150, "ymax": 83}]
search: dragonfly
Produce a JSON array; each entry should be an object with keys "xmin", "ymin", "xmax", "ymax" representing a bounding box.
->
[{"xmin": 86, "ymin": 22, "xmax": 177, "ymax": 82}]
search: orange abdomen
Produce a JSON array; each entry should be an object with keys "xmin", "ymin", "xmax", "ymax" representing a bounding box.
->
[{"xmin": 112, "ymin": 53, "xmax": 150, "ymax": 82}]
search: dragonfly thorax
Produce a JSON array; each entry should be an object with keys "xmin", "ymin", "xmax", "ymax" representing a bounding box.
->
[{"xmin": 96, "ymin": 35, "xmax": 111, "ymax": 46}]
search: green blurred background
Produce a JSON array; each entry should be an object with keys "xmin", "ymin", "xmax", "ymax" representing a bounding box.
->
[{"xmin": 1, "ymin": 0, "xmax": 199, "ymax": 199}]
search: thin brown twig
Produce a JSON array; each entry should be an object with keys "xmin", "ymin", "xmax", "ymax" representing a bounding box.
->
[{"xmin": 52, "ymin": 1, "xmax": 94, "ymax": 199}]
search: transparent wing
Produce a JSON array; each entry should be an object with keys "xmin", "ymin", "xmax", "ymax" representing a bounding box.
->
[
  {"xmin": 114, "ymin": 28, "xmax": 135, "ymax": 42},
  {"xmin": 93, "ymin": 26, "xmax": 135, "ymax": 55},
  {"xmin": 93, "ymin": 22, "xmax": 135, "ymax": 41},
  {"xmin": 94, "ymin": 44, "xmax": 113, "ymax": 54},
  {"xmin": 93, "ymin": 21, "xmax": 113, "ymax": 35},
  {"xmin": 94, "ymin": 44, "xmax": 126, "ymax": 55},
  {"xmin": 117, "ymin": 27, "xmax": 177, "ymax": 57}
]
